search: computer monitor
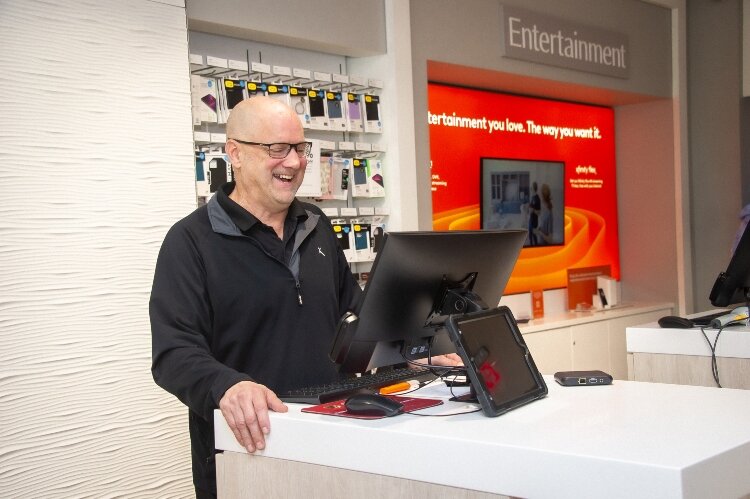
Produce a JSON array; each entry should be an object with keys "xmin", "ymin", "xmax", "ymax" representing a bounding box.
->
[
  {"xmin": 330, "ymin": 230, "xmax": 527, "ymax": 373},
  {"xmin": 710, "ymin": 221, "xmax": 750, "ymax": 307}
]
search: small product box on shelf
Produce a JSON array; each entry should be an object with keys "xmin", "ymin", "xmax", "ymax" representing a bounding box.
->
[
  {"xmin": 328, "ymin": 157, "xmax": 350, "ymax": 201},
  {"xmin": 365, "ymin": 159, "xmax": 385, "ymax": 198},
  {"xmin": 363, "ymin": 94, "xmax": 382, "ymax": 133},
  {"xmin": 196, "ymin": 150, "xmax": 232, "ymax": 197},
  {"xmin": 219, "ymin": 78, "xmax": 247, "ymax": 123},
  {"xmin": 289, "ymin": 86, "xmax": 310, "ymax": 128},
  {"xmin": 345, "ymin": 93, "xmax": 364, "ymax": 133},
  {"xmin": 331, "ymin": 219, "xmax": 354, "ymax": 261},
  {"xmin": 351, "ymin": 158, "xmax": 369, "ymax": 197},
  {"xmin": 307, "ymin": 89, "xmax": 330, "ymax": 130},
  {"xmin": 351, "ymin": 219, "xmax": 372, "ymax": 262},
  {"xmin": 326, "ymin": 91, "xmax": 347, "ymax": 131},
  {"xmin": 191, "ymin": 75, "xmax": 218, "ymax": 124}
]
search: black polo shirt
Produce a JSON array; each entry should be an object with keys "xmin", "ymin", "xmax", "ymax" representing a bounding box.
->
[{"xmin": 216, "ymin": 182, "xmax": 306, "ymax": 265}]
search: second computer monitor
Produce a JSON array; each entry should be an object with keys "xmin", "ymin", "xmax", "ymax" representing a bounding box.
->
[
  {"xmin": 331, "ymin": 230, "xmax": 527, "ymax": 373},
  {"xmin": 710, "ymin": 221, "xmax": 750, "ymax": 307}
]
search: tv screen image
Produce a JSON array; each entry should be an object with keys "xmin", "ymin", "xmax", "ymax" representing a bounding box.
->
[{"xmin": 480, "ymin": 158, "xmax": 565, "ymax": 247}]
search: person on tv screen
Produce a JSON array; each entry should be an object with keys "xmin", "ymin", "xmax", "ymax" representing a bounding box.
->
[
  {"xmin": 528, "ymin": 181, "xmax": 541, "ymax": 246},
  {"xmin": 534, "ymin": 183, "xmax": 555, "ymax": 245}
]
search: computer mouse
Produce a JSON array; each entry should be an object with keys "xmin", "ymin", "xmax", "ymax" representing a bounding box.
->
[
  {"xmin": 344, "ymin": 393, "xmax": 404, "ymax": 417},
  {"xmin": 658, "ymin": 315, "xmax": 695, "ymax": 329}
]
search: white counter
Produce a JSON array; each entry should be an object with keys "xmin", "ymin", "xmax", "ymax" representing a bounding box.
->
[
  {"xmin": 214, "ymin": 377, "xmax": 750, "ymax": 499},
  {"xmin": 626, "ymin": 314, "xmax": 750, "ymax": 389},
  {"xmin": 627, "ymin": 321, "xmax": 750, "ymax": 358}
]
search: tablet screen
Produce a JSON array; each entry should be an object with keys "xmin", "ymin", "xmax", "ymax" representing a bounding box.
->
[{"xmin": 447, "ymin": 307, "xmax": 547, "ymax": 417}]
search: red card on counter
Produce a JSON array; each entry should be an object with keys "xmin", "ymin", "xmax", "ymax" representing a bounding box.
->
[{"xmin": 302, "ymin": 395, "xmax": 443, "ymax": 420}]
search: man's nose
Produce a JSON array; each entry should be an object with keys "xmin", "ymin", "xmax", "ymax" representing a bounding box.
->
[{"xmin": 283, "ymin": 150, "xmax": 304, "ymax": 168}]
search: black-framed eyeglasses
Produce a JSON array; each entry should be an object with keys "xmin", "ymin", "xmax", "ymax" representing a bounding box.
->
[{"xmin": 230, "ymin": 139, "xmax": 312, "ymax": 159}]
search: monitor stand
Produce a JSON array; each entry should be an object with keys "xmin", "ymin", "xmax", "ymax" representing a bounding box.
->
[
  {"xmin": 424, "ymin": 273, "xmax": 487, "ymax": 327},
  {"xmin": 426, "ymin": 273, "xmax": 489, "ymax": 405}
]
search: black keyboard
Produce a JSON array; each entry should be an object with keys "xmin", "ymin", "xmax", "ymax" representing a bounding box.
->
[
  {"xmin": 691, "ymin": 310, "xmax": 730, "ymax": 326},
  {"xmin": 280, "ymin": 367, "xmax": 436, "ymax": 404}
]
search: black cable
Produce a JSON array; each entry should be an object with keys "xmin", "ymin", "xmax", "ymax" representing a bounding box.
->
[
  {"xmin": 699, "ymin": 316, "xmax": 748, "ymax": 388},
  {"xmin": 405, "ymin": 407, "xmax": 483, "ymax": 417},
  {"xmin": 699, "ymin": 325, "xmax": 723, "ymax": 388},
  {"xmin": 404, "ymin": 356, "xmax": 464, "ymax": 371},
  {"xmin": 401, "ymin": 351, "xmax": 466, "ymax": 378},
  {"xmin": 404, "ymin": 368, "xmax": 482, "ymax": 417},
  {"xmin": 395, "ymin": 352, "xmax": 480, "ymax": 416}
]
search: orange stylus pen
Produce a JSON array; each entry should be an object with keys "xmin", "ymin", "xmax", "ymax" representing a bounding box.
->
[{"xmin": 379, "ymin": 380, "xmax": 417, "ymax": 394}]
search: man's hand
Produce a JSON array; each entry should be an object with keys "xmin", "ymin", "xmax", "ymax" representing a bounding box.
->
[
  {"xmin": 430, "ymin": 353, "xmax": 463, "ymax": 367},
  {"xmin": 413, "ymin": 353, "xmax": 463, "ymax": 368},
  {"xmin": 219, "ymin": 380, "xmax": 288, "ymax": 453}
]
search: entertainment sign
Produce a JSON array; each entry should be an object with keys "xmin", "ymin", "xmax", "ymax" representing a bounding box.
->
[{"xmin": 500, "ymin": 5, "xmax": 629, "ymax": 79}]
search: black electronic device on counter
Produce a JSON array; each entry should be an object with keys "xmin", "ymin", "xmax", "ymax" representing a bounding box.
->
[
  {"xmin": 658, "ymin": 315, "xmax": 695, "ymax": 329},
  {"xmin": 445, "ymin": 307, "xmax": 547, "ymax": 417},
  {"xmin": 344, "ymin": 393, "xmax": 404, "ymax": 417},
  {"xmin": 554, "ymin": 370, "xmax": 613, "ymax": 386}
]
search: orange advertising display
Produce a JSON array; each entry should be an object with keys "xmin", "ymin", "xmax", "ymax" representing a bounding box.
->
[{"xmin": 428, "ymin": 83, "xmax": 620, "ymax": 296}]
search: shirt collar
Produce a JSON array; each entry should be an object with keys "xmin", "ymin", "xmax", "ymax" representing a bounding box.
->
[{"xmin": 216, "ymin": 182, "xmax": 308, "ymax": 233}]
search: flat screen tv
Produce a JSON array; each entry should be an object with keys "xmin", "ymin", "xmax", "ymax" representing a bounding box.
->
[{"xmin": 480, "ymin": 158, "xmax": 565, "ymax": 247}]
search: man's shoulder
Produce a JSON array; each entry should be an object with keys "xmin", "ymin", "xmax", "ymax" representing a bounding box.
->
[
  {"xmin": 176, "ymin": 203, "xmax": 210, "ymax": 226},
  {"xmin": 165, "ymin": 204, "xmax": 211, "ymax": 240}
]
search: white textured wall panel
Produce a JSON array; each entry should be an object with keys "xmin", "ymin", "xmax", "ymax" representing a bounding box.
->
[{"xmin": 0, "ymin": 0, "xmax": 197, "ymax": 496}]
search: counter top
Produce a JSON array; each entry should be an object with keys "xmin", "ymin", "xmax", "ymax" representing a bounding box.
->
[
  {"xmin": 627, "ymin": 315, "xmax": 750, "ymax": 358},
  {"xmin": 215, "ymin": 376, "xmax": 750, "ymax": 499}
]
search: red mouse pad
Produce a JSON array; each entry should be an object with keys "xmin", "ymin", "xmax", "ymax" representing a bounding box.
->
[{"xmin": 302, "ymin": 395, "xmax": 443, "ymax": 420}]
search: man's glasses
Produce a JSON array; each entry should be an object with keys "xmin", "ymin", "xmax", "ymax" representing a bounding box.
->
[{"xmin": 230, "ymin": 139, "xmax": 312, "ymax": 159}]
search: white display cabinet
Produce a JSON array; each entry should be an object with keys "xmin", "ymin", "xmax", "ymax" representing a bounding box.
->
[{"xmin": 520, "ymin": 302, "xmax": 673, "ymax": 380}]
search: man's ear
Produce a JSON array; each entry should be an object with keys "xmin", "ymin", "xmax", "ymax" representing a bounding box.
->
[{"xmin": 225, "ymin": 140, "xmax": 241, "ymax": 168}]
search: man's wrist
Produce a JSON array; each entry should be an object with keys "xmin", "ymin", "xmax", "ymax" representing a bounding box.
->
[{"xmin": 214, "ymin": 373, "xmax": 254, "ymax": 406}]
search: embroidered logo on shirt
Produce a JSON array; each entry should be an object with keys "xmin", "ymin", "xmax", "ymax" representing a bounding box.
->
[{"xmin": 318, "ymin": 247, "xmax": 325, "ymax": 257}]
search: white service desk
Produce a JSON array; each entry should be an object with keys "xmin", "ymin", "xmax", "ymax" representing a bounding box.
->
[
  {"xmin": 214, "ymin": 377, "xmax": 750, "ymax": 499},
  {"xmin": 627, "ymin": 316, "xmax": 750, "ymax": 389}
]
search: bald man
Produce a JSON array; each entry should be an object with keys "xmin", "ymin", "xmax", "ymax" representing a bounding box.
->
[{"xmin": 150, "ymin": 97, "xmax": 361, "ymax": 497}]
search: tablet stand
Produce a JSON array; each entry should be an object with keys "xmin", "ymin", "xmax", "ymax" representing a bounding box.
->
[{"xmin": 426, "ymin": 273, "xmax": 489, "ymax": 405}]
